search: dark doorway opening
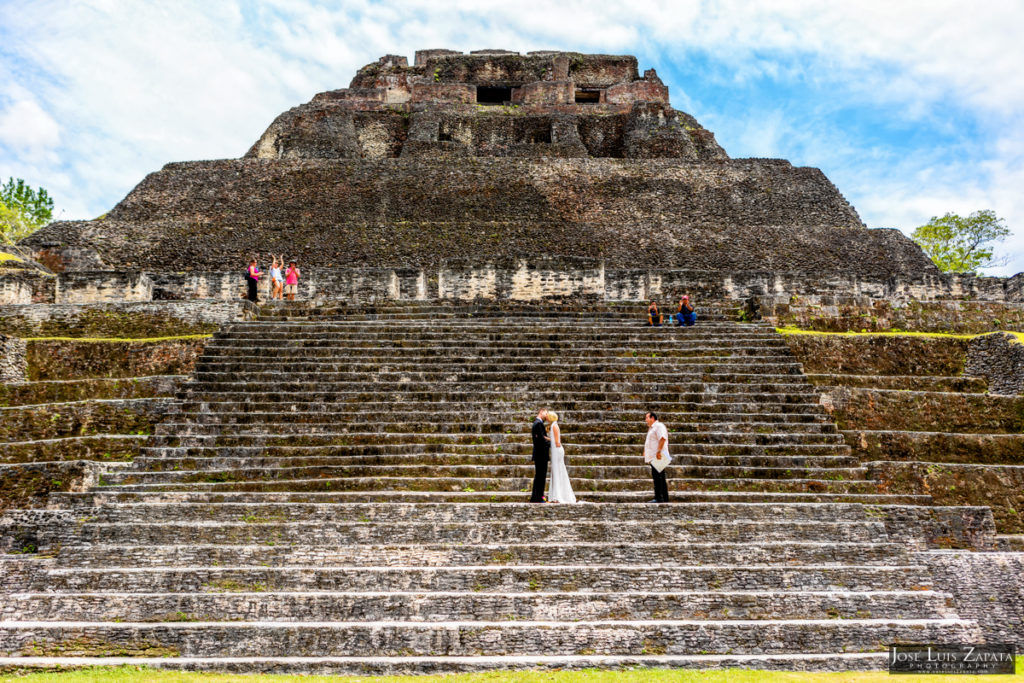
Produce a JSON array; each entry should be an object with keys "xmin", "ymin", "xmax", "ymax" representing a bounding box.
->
[
  {"xmin": 527, "ymin": 129, "xmax": 551, "ymax": 144},
  {"xmin": 575, "ymin": 90, "xmax": 600, "ymax": 104},
  {"xmin": 476, "ymin": 86, "xmax": 513, "ymax": 105}
]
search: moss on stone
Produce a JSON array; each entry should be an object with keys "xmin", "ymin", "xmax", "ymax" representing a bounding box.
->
[
  {"xmin": 783, "ymin": 333, "xmax": 970, "ymax": 376},
  {"xmin": 26, "ymin": 338, "xmax": 208, "ymax": 380}
]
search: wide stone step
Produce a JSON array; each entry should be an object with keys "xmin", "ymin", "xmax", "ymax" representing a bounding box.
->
[
  {"xmin": 205, "ymin": 335, "xmax": 782, "ymax": 348},
  {"xmin": 48, "ymin": 500, "xmax": 889, "ymax": 524},
  {"xmin": 150, "ymin": 431, "xmax": 845, "ymax": 447},
  {"xmin": 195, "ymin": 360, "xmax": 805, "ymax": 374},
  {"xmin": 134, "ymin": 454, "xmax": 860, "ymax": 471},
  {"xmin": 206, "ymin": 337, "xmax": 787, "ymax": 349},
  {"xmin": 55, "ymin": 490, "xmax": 933, "ymax": 505},
  {"xmin": 109, "ymin": 465, "xmax": 867, "ymax": 486},
  {"xmin": 197, "ymin": 359, "xmax": 798, "ymax": 374},
  {"xmin": 182, "ymin": 386, "xmax": 821, "ymax": 403},
  {"xmin": 138, "ymin": 442, "xmax": 853, "ymax": 459},
  {"xmin": 172, "ymin": 409, "xmax": 831, "ymax": 426},
  {"xmin": 152, "ymin": 420, "xmax": 837, "ymax": 437},
  {"xmin": 95, "ymin": 475, "xmax": 884, "ymax": 495},
  {"xmin": 51, "ymin": 540, "xmax": 913, "ymax": 568},
  {"xmin": 175, "ymin": 399, "xmax": 828, "ymax": 417},
  {"xmin": 0, "ymin": 619, "xmax": 978, "ymax": 657},
  {"xmin": 74, "ymin": 518, "xmax": 887, "ymax": 545},
  {"xmin": 234, "ymin": 315, "xmax": 746, "ymax": 326},
  {"xmin": 3, "ymin": 590, "xmax": 954, "ymax": 623},
  {"xmin": 31, "ymin": 564, "xmax": 935, "ymax": 593},
  {"xmin": 0, "ymin": 653, "xmax": 902, "ymax": 675}
]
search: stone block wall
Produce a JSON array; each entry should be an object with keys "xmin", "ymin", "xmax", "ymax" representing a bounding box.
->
[
  {"xmin": 1, "ymin": 335, "xmax": 27, "ymax": 382},
  {"xmin": 966, "ymin": 333, "xmax": 1024, "ymax": 395},
  {"xmin": 878, "ymin": 505, "xmax": 996, "ymax": 551},
  {"xmin": 0, "ymin": 271, "xmax": 56, "ymax": 305},
  {"xmin": 55, "ymin": 272, "xmax": 152, "ymax": 304},
  {"xmin": 921, "ymin": 551, "xmax": 1024, "ymax": 648},
  {"xmin": 868, "ymin": 462, "xmax": 1024, "ymax": 534},
  {"xmin": 0, "ymin": 300, "xmax": 254, "ymax": 338}
]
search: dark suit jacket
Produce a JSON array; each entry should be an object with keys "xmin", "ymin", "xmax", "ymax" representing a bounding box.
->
[{"xmin": 531, "ymin": 418, "xmax": 550, "ymax": 462}]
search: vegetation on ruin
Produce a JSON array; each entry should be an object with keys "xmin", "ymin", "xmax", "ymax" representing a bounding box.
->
[
  {"xmin": 911, "ymin": 210, "xmax": 1010, "ymax": 274},
  {"xmin": 776, "ymin": 327, "xmax": 1024, "ymax": 343},
  {"xmin": 22, "ymin": 334, "xmax": 212, "ymax": 343},
  {"xmin": 2, "ymin": 663, "xmax": 1021, "ymax": 682},
  {"xmin": 0, "ymin": 251, "xmax": 23, "ymax": 263},
  {"xmin": 0, "ymin": 177, "xmax": 53, "ymax": 245}
]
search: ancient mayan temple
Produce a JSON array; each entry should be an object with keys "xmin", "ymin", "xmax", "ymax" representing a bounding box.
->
[
  {"xmin": 23, "ymin": 49, "xmax": 949, "ymax": 290},
  {"xmin": 1, "ymin": 50, "xmax": 1022, "ymax": 675}
]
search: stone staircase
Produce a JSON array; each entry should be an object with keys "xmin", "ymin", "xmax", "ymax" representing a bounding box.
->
[{"xmin": 0, "ymin": 302, "xmax": 982, "ymax": 673}]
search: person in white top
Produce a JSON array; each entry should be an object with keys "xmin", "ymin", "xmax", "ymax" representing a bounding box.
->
[{"xmin": 644, "ymin": 411, "xmax": 671, "ymax": 503}]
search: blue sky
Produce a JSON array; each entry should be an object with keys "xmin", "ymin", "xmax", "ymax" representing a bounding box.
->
[{"xmin": 2, "ymin": 0, "xmax": 1023, "ymax": 274}]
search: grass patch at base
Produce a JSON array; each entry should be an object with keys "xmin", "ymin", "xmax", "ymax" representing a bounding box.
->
[
  {"xmin": 3, "ymin": 663, "xmax": 1022, "ymax": 683},
  {"xmin": 776, "ymin": 327, "xmax": 1024, "ymax": 343}
]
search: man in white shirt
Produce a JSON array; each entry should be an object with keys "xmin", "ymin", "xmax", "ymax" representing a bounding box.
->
[{"xmin": 644, "ymin": 411, "xmax": 671, "ymax": 503}]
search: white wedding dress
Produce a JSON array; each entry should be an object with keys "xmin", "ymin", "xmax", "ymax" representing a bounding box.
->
[{"xmin": 548, "ymin": 425, "xmax": 577, "ymax": 503}]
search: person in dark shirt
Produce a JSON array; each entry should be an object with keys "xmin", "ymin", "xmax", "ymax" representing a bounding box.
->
[
  {"xmin": 676, "ymin": 295, "xmax": 696, "ymax": 327},
  {"xmin": 647, "ymin": 301, "xmax": 663, "ymax": 326}
]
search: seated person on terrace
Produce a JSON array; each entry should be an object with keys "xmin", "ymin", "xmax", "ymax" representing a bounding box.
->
[
  {"xmin": 676, "ymin": 295, "xmax": 697, "ymax": 327},
  {"xmin": 647, "ymin": 301, "xmax": 663, "ymax": 326}
]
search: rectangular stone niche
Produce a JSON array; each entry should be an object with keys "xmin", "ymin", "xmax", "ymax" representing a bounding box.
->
[{"xmin": 476, "ymin": 86, "xmax": 512, "ymax": 105}]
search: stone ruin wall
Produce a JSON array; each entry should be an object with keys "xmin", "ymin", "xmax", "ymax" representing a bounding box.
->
[
  {"xmin": 246, "ymin": 51, "xmax": 726, "ymax": 162},
  {"xmin": 24, "ymin": 156, "xmax": 935, "ymax": 279},
  {"xmin": 2, "ymin": 262, "xmax": 1022, "ymax": 308}
]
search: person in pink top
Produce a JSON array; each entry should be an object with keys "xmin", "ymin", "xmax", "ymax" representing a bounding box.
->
[
  {"xmin": 284, "ymin": 260, "xmax": 300, "ymax": 301},
  {"xmin": 245, "ymin": 257, "xmax": 260, "ymax": 303}
]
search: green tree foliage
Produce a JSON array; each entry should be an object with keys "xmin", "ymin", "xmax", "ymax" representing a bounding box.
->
[
  {"xmin": 911, "ymin": 210, "xmax": 1011, "ymax": 274},
  {"xmin": 0, "ymin": 178, "xmax": 54, "ymax": 245}
]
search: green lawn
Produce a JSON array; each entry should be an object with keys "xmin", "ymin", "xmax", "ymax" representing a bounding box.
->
[{"xmin": 3, "ymin": 664, "xmax": 1022, "ymax": 683}]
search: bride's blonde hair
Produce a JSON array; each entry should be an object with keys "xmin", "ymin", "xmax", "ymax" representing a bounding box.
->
[{"xmin": 545, "ymin": 411, "xmax": 558, "ymax": 432}]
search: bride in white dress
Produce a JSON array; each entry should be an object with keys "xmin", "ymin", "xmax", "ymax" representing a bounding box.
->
[{"xmin": 545, "ymin": 411, "xmax": 576, "ymax": 503}]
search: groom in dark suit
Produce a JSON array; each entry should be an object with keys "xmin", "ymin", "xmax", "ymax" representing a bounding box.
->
[{"xmin": 530, "ymin": 408, "xmax": 550, "ymax": 503}]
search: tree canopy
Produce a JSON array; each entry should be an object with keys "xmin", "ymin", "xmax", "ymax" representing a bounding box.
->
[
  {"xmin": 0, "ymin": 177, "xmax": 54, "ymax": 246},
  {"xmin": 910, "ymin": 210, "xmax": 1011, "ymax": 274}
]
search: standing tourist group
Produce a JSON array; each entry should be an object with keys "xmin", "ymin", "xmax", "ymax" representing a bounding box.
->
[{"xmin": 245, "ymin": 255, "xmax": 301, "ymax": 303}]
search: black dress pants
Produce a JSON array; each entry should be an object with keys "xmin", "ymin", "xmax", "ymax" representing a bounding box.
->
[
  {"xmin": 651, "ymin": 464, "xmax": 669, "ymax": 502},
  {"xmin": 530, "ymin": 458, "xmax": 549, "ymax": 502},
  {"xmin": 246, "ymin": 277, "xmax": 258, "ymax": 302}
]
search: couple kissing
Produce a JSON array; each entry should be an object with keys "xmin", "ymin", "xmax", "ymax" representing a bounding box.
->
[{"xmin": 529, "ymin": 408, "xmax": 576, "ymax": 504}]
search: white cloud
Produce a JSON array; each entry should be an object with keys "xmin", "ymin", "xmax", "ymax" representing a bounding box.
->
[{"xmin": 0, "ymin": 91, "xmax": 61, "ymax": 151}]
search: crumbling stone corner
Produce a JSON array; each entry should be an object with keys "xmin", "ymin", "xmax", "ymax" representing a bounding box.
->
[
  {"xmin": 966, "ymin": 332, "xmax": 1024, "ymax": 395},
  {"xmin": 0, "ymin": 334, "xmax": 27, "ymax": 382}
]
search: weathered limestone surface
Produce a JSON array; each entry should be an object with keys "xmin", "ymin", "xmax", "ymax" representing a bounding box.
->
[
  {"xmin": 0, "ymin": 335, "xmax": 26, "ymax": 382},
  {"xmin": 845, "ymin": 430, "xmax": 1024, "ymax": 467},
  {"xmin": 783, "ymin": 334, "xmax": 969, "ymax": 376},
  {"xmin": 760, "ymin": 296, "xmax": 1024, "ymax": 333},
  {"xmin": 0, "ymin": 301, "xmax": 253, "ymax": 338},
  {"xmin": 966, "ymin": 332, "xmax": 1024, "ymax": 395},
  {"xmin": 25, "ymin": 158, "xmax": 917, "ymax": 275},
  {"xmin": 820, "ymin": 387, "xmax": 1024, "ymax": 434},
  {"xmin": 26, "ymin": 338, "xmax": 208, "ymax": 381},
  {"xmin": 921, "ymin": 551, "xmax": 1024, "ymax": 647},
  {"xmin": 867, "ymin": 461, "xmax": 1024, "ymax": 534}
]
